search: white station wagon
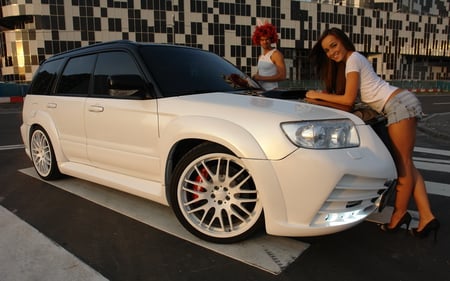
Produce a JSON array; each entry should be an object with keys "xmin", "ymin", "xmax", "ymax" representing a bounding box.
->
[{"xmin": 21, "ymin": 41, "xmax": 397, "ymax": 243}]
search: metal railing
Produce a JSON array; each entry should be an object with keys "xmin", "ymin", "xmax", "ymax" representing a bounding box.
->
[{"xmin": 0, "ymin": 82, "xmax": 29, "ymax": 97}]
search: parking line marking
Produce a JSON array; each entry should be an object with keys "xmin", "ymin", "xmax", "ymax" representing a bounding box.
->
[
  {"xmin": 414, "ymin": 146, "xmax": 450, "ymax": 157},
  {"xmin": 424, "ymin": 181, "xmax": 450, "ymax": 197},
  {"xmin": 19, "ymin": 167, "xmax": 309, "ymax": 275},
  {"xmin": 0, "ymin": 144, "xmax": 25, "ymax": 151},
  {"xmin": 414, "ymin": 160, "xmax": 450, "ymax": 173},
  {"xmin": 0, "ymin": 205, "xmax": 108, "ymax": 281}
]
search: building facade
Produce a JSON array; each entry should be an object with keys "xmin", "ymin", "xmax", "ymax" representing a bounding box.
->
[{"xmin": 0, "ymin": 0, "xmax": 449, "ymax": 83}]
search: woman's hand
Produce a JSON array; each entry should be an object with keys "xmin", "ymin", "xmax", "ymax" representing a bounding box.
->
[
  {"xmin": 304, "ymin": 90, "xmax": 353, "ymax": 112},
  {"xmin": 306, "ymin": 90, "xmax": 321, "ymax": 99}
]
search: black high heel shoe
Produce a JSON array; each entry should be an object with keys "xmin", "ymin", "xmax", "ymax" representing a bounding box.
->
[
  {"xmin": 410, "ymin": 218, "xmax": 440, "ymax": 242},
  {"xmin": 379, "ymin": 212, "xmax": 412, "ymax": 233}
]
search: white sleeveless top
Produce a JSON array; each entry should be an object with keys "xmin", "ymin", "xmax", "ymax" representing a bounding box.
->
[{"xmin": 257, "ymin": 49, "xmax": 278, "ymax": 90}]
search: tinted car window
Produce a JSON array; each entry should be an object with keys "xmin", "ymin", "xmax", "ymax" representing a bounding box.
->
[
  {"xmin": 29, "ymin": 58, "xmax": 64, "ymax": 95},
  {"xmin": 139, "ymin": 46, "xmax": 249, "ymax": 97},
  {"xmin": 93, "ymin": 51, "xmax": 144, "ymax": 98},
  {"xmin": 57, "ymin": 54, "xmax": 96, "ymax": 96}
]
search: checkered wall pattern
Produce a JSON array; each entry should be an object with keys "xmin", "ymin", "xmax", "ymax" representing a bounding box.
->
[{"xmin": 0, "ymin": 0, "xmax": 449, "ymax": 82}]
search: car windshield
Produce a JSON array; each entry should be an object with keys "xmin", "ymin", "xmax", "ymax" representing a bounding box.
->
[{"xmin": 139, "ymin": 45, "xmax": 259, "ymax": 97}]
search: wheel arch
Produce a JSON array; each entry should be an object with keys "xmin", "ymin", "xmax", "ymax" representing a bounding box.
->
[
  {"xmin": 161, "ymin": 117, "xmax": 268, "ymax": 206},
  {"xmin": 164, "ymin": 139, "xmax": 231, "ymax": 205},
  {"xmin": 27, "ymin": 111, "xmax": 68, "ymax": 165}
]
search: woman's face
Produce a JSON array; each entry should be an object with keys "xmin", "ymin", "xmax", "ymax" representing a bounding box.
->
[
  {"xmin": 259, "ymin": 36, "xmax": 272, "ymax": 49},
  {"xmin": 321, "ymin": 34, "xmax": 349, "ymax": 62}
]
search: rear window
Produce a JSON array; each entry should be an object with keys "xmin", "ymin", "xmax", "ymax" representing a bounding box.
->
[
  {"xmin": 29, "ymin": 58, "xmax": 64, "ymax": 95},
  {"xmin": 56, "ymin": 54, "xmax": 96, "ymax": 96}
]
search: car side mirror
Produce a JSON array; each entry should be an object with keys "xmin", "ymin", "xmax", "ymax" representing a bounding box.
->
[
  {"xmin": 107, "ymin": 75, "xmax": 149, "ymax": 98},
  {"xmin": 108, "ymin": 74, "xmax": 147, "ymax": 90}
]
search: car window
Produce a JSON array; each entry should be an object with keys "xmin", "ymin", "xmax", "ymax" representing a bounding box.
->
[
  {"xmin": 56, "ymin": 54, "xmax": 96, "ymax": 96},
  {"xmin": 139, "ymin": 46, "xmax": 249, "ymax": 97},
  {"xmin": 93, "ymin": 51, "xmax": 145, "ymax": 98},
  {"xmin": 29, "ymin": 58, "xmax": 64, "ymax": 95}
]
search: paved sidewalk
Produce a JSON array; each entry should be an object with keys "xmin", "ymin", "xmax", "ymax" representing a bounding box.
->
[{"xmin": 0, "ymin": 206, "xmax": 108, "ymax": 281}]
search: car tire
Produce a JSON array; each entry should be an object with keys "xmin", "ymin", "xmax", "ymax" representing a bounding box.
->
[
  {"xmin": 30, "ymin": 127, "xmax": 62, "ymax": 180},
  {"xmin": 170, "ymin": 143, "xmax": 264, "ymax": 244}
]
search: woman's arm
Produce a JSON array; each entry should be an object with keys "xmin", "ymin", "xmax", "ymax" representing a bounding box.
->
[{"xmin": 306, "ymin": 71, "xmax": 359, "ymax": 106}]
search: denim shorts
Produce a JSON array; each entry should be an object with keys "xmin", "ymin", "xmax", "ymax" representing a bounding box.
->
[{"xmin": 383, "ymin": 91, "xmax": 423, "ymax": 126}]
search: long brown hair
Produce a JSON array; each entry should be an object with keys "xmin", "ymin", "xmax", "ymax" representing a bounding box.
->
[{"xmin": 309, "ymin": 28, "xmax": 356, "ymax": 94}]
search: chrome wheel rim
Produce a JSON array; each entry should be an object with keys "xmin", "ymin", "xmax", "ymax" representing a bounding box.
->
[
  {"xmin": 31, "ymin": 130, "xmax": 52, "ymax": 177},
  {"xmin": 177, "ymin": 153, "xmax": 262, "ymax": 238}
]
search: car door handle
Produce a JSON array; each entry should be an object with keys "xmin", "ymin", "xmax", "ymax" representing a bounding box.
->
[
  {"xmin": 88, "ymin": 105, "xmax": 105, "ymax": 112},
  {"xmin": 47, "ymin": 103, "xmax": 57, "ymax": 108}
]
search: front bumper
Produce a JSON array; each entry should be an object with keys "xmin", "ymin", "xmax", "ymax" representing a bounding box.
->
[{"xmin": 244, "ymin": 125, "xmax": 397, "ymax": 237}]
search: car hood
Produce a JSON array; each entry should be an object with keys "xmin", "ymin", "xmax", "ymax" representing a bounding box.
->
[
  {"xmin": 162, "ymin": 92, "xmax": 363, "ymax": 122},
  {"xmin": 157, "ymin": 92, "xmax": 365, "ymax": 159}
]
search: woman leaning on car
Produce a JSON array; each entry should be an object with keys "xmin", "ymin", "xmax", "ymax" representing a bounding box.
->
[{"xmin": 306, "ymin": 27, "xmax": 440, "ymax": 241}]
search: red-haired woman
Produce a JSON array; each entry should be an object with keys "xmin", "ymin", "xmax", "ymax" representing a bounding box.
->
[{"xmin": 251, "ymin": 22, "xmax": 286, "ymax": 90}]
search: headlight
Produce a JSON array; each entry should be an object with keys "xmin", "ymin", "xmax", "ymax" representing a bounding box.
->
[{"xmin": 281, "ymin": 119, "xmax": 360, "ymax": 149}]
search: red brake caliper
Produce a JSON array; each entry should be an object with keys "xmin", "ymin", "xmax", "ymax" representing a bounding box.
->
[{"xmin": 193, "ymin": 168, "xmax": 208, "ymax": 199}]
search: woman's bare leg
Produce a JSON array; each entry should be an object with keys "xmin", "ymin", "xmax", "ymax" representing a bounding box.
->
[
  {"xmin": 387, "ymin": 117, "xmax": 434, "ymax": 229},
  {"xmin": 412, "ymin": 168, "xmax": 435, "ymax": 230}
]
